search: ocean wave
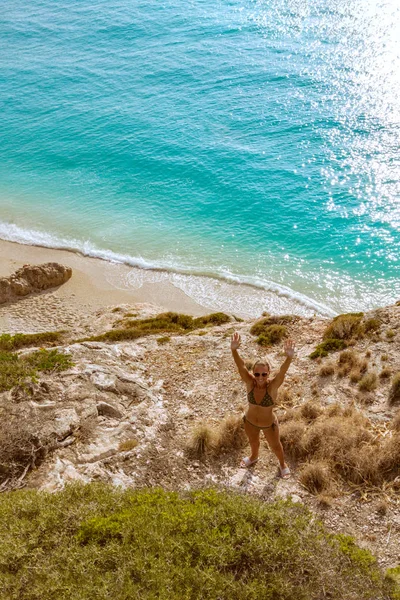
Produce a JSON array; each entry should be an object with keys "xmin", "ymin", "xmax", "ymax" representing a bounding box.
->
[{"xmin": 0, "ymin": 220, "xmax": 336, "ymax": 317}]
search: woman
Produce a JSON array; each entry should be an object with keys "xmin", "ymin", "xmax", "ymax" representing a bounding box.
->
[{"xmin": 231, "ymin": 332, "xmax": 294, "ymax": 478}]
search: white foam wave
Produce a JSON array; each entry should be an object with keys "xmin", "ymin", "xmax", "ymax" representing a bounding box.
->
[{"xmin": 0, "ymin": 220, "xmax": 336, "ymax": 317}]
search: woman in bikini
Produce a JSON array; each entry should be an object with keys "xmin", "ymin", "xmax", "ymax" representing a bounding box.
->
[{"xmin": 231, "ymin": 332, "xmax": 294, "ymax": 478}]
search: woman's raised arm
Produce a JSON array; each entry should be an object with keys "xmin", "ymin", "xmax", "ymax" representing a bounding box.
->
[
  {"xmin": 270, "ymin": 339, "xmax": 295, "ymax": 390},
  {"xmin": 231, "ymin": 333, "xmax": 254, "ymax": 385}
]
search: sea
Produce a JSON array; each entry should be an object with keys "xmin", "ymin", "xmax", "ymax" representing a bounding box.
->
[{"xmin": 0, "ymin": 0, "xmax": 399, "ymax": 317}]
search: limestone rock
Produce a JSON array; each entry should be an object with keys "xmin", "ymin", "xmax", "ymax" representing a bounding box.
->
[
  {"xmin": 0, "ymin": 262, "xmax": 72, "ymax": 304},
  {"xmin": 97, "ymin": 401, "xmax": 123, "ymax": 419}
]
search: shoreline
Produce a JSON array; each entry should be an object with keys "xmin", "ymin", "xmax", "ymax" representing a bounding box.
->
[
  {"xmin": 0, "ymin": 236, "xmax": 335, "ymax": 333},
  {"xmin": 0, "ymin": 239, "xmax": 211, "ymax": 334}
]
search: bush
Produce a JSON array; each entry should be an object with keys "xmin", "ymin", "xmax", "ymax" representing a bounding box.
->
[
  {"xmin": 389, "ymin": 373, "xmax": 400, "ymax": 406},
  {"xmin": 299, "ymin": 462, "xmax": 331, "ymax": 494},
  {"xmin": 310, "ymin": 339, "xmax": 346, "ymax": 359},
  {"xmin": 256, "ymin": 325, "xmax": 287, "ymax": 346},
  {"xmin": 0, "ymin": 484, "xmax": 395, "ymax": 600},
  {"xmin": 86, "ymin": 312, "xmax": 231, "ymax": 343},
  {"xmin": 323, "ymin": 313, "xmax": 364, "ymax": 340},
  {"xmin": 0, "ymin": 349, "xmax": 73, "ymax": 392},
  {"xmin": 186, "ymin": 423, "xmax": 216, "ymax": 458},
  {"xmin": 250, "ymin": 315, "xmax": 294, "ymax": 336},
  {"xmin": 363, "ymin": 318, "xmax": 381, "ymax": 334},
  {"xmin": 318, "ymin": 362, "xmax": 335, "ymax": 377},
  {"xmin": 0, "ymin": 332, "xmax": 62, "ymax": 351},
  {"xmin": 214, "ymin": 415, "xmax": 247, "ymax": 453},
  {"xmin": 358, "ymin": 372, "xmax": 378, "ymax": 392}
]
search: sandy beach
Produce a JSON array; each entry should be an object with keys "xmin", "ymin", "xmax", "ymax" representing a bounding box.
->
[{"xmin": 0, "ymin": 239, "xmax": 210, "ymax": 334}]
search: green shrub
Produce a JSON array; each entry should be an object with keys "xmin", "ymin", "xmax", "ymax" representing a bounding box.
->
[
  {"xmin": 310, "ymin": 339, "xmax": 346, "ymax": 359},
  {"xmin": 363, "ymin": 318, "xmax": 381, "ymax": 334},
  {"xmin": 157, "ymin": 336, "xmax": 171, "ymax": 344},
  {"xmin": 0, "ymin": 332, "xmax": 62, "ymax": 351},
  {"xmin": 0, "ymin": 349, "xmax": 73, "ymax": 392},
  {"xmin": 86, "ymin": 312, "xmax": 230, "ymax": 343},
  {"xmin": 256, "ymin": 325, "xmax": 287, "ymax": 346},
  {"xmin": 323, "ymin": 313, "xmax": 364, "ymax": 340},
  {"xmin": 250, "ymin": 315, "xmax": 294, "ymax": 336},
  {"xmin": 0, "ymin": 484, "xmax": 395, "ymax": 600}
]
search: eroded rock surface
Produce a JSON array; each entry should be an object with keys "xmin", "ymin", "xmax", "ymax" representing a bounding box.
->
[{"xmin": 0, "ymin": 262, "xmax": 72, "ymax": 304}]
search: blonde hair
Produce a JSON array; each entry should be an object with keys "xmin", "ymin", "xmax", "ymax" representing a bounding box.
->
[{"xmin": 251, "ymin": 359, "xmax": 271, "ymax": 373}]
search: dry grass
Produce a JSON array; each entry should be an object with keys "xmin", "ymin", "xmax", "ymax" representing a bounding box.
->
[
  {"xmin": 389, "ymin": 373, "xmax": 400, "ymax": 405},
  {"xmin": 358, "ymin": 372, "xmax": 378, "ymax": 392},
  {"xmin": 386, "ymin": 329, "xmax": 396, "ymax": 340},
  {"xmin": 381, "ymin": 353, "xmax": 389, "ymax": 361},
  {"xmin": 375, "ymin": 500, "xmax": 388, "ymax": 516},
  {"xmin": 300, "ymin": 402, "xmax": 322, "ymax": 422},
  {"xmin": 276, "ymin": 387, "xmax": 294, "ymax": 406},
  {"xmin": 0, "ymin": 413, "xmax": 52, "ymax": 488},
  {"xmin": 318, "ymin": 362, "xmax": 335, "ymax": 377},
  {"xmin": 323, "ymin": 313, "xmax": 364, "ymax": 340},
  {"xmin": 214, "ymin": 415, "xmax": 247, "ymax": 453},
  {"xmin": 186, "ymin": 423, "xmax": 217, "ymax": 458},
  {"xmin": 280, "ymin": 403, "xmax": 400, "ymax": 492},
  {"xmin": 380, "ymin": 367, "xmax": 392, "ymax": 379},
  {"xmin": 391, "ymin": 411, "xmax": 400, "ymax": 432},
  {"xmin": 363, "ymin": 318, "xmax": 381, "ymax": 334},
  {"xmin": 299, "ymin": 462, "xmax": 332, "ymax": 494},
  {"xmin": 118, "ymin": 439, "xmax": 139, "ymax": 452}
]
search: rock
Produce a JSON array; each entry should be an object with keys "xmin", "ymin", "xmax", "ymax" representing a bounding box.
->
[
  {"xmin": 0, "ymin": 262, "xmax": 72, "ymax": 304},
  {"xmin": 90, "ymin": 371, "xmax": 118, "ymax": 392},
  {"xmin": 96, "ymin": 401, "xmax": 123, "ymax": 419}
]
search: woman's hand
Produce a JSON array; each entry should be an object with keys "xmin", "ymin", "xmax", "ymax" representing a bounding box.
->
[
  {"xmin": 231, "ymin": 332, "xmax": 241, "ymax": 351},
  {"xmin": 284, "ymin": 339, "xmax": 295, "ymax": 358}
]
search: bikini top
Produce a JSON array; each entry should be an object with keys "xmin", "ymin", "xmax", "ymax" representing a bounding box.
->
[{"xmin": 247, "ymin": 387, "xmax": 274, "ymax": 407}]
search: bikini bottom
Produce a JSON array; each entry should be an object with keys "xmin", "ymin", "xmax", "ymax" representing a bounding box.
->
[{"xmin": 243, "ymin": 414, "xmax": 276, "ymax": 431}]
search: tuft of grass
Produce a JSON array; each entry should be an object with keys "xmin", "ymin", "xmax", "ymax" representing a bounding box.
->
[
  {"xmin": 363, "ymin": 318, "xmax": 381, "ymax": 334},
  {"xmin": 310, "ymin": 339, "xmax": 346, "ymax": 359},
  {"xmin": 300, "ymin": 402, "xmax": 322, "ymax": 422},
  {"xmin": 0, "ymin": 331, "xmax": 62, "ymax": 351},
  {"xmin": 84, "ymin": 312, "xmax": 230, "ymax": 343},
  {"xmin": 380, "ymin": 367, "xmax": 392, "ymax": 379},
  {"xmin": 358, "ymin": 372, "xmax": 378, "ymax": 392},
  {"xmin": 277, "ymin": 387, "xmax": 294, "ymax": 406},
  {"xmin": 186, "ymin": 423, "xmax": 216, "ymax": 458},
  {"xmin": 0, "ymin": 484, "xmax": 395, "ymax": 600},
  {"xmin": 323, "ymin": 313, "xmax": 364, "ymax": 341},
  {"xmin": 214, "ymin": 415, "xmax": 247, "ymax": 454},
  {"xmin": 0, "ymin": 349, "xmax": 73, "ymax": 392},
  {"xmin": 118, "ymin": 439, "xmax": 138, "ymax": 452},
  {"xmin": 256, "ymin": 324, "xmax": 287, "ymax": 346},
  {"xmin": 299, "ymin": 462, "xmax": 332, "ymax": 494},
  {"xmin": 318, "ymin": 362, "xmax": 335, "ymax": 377},
  {"xmin": 157, "ymin": 336, "xmax": 170, "ymax": 345},
  {"xmin": 386, "ymin": 329, "xmax": 396, "ymax": 340},
  {"xmin": 381, "ymin": 353, "xmax": 389, "ymax": 361},
  {"xmin": 391, "ymin": 411, "xmax": 400, "ymax": 432},
  {"xmin": 389, "ymin": 373, "xmax": 400, "ymax": 406}
]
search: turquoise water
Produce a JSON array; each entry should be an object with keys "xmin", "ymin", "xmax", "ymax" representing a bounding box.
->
[{"xmin": 0, "ymin": 0, "xmax": 399, "ymax": 315}]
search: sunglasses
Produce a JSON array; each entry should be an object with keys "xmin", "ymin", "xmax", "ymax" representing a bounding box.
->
[{"xmin": 254, "ymin": 372, "xmax": 268, "ymax": 377}]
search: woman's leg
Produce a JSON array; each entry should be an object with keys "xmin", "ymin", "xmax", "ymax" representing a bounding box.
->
[
  {"xmin": 262, "ymin": 418, "xmax": 287, "ymax": 470},
  {"xmin": 243, "ymin": 418, "xmax": 260, "ymax": 463}
]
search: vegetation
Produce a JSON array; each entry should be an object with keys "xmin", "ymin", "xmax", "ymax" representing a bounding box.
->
[
  {"xmin": 256, "ymin": 324, "xmax": 287, "ymax": 346},
  {"xmin": 358, "ymin": 372, "xmax": 378, "ymax": 392},
  {"xmin": 363, "ymin": 318, "xmax": 382, "ymax": 334},
  {"xmin": 250, "ymin": 315, "xmax": 295, "ymax": 336},
  {"xmin": 187, "ymin": 415, "xmax": 247, "ymax": 458},
  {"xmin": 318, "ymin": 361, "xmax": 335, "ymax": 377},
  {"xmin": 0, "ymin": 484, "xmax": 396, "ymax": 600},
  {"xmin": 0, "ymin": 331, "xmax": 62, "ymax": 351},
  {"xmin": 280, "ymin": 403, "xmax": 400, "ymax": 492},
  {"xmin": 310, "ymin": 338, "xmax": 346, "ymax": 359},
  {"xmin": 85, "ymin": 312, "xmax": 231, "ymax": 343},
  {"xmin": 0, "ymin": 348, "xmax": 73, "ymax": 392},
  {"xmin": 389, "ymin": 373, "xmax": 400, "ymax": 406},
  {"xmin": 323, "ymin": 313, "xmax": 364, "ymax": 340}
]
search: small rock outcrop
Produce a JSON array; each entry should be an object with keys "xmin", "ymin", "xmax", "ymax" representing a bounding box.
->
[{"xmin": 0, "ymin": 262, "xmax": 72, "ymax": 304}]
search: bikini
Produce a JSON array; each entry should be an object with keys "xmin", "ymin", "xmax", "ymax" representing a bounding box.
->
[{"xmin": 243, "ymin": 386, "xmax": 276, "ymax": 430}]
